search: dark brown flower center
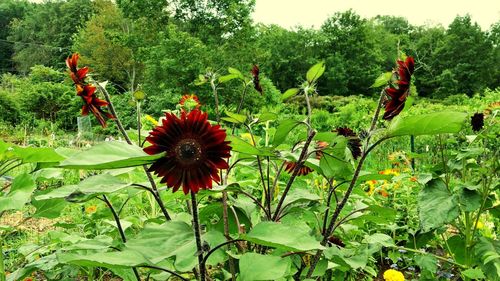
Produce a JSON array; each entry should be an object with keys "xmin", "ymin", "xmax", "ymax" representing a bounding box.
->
[{"xmin": 174, "ymin": 139, "xmax": 202, "ymax": 165}]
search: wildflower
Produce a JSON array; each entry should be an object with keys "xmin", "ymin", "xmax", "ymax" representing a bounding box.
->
[
  {"xmin": 251, "ymin": 64, "xmax": 263, "ymax": 94},
  {"xmin": 85, "ymin": 205, "xmax": 97, "ymax": 214},
  {"xmin": 284, "ymin": 141, "xmax": 328, "ymax": 176},
  {"xmin": 383, "ymin": 57, "xmax": 415, "ymax": 120},
  {"xmin": 144, "ymin": 109, "xmax": 231, "ymax": 194},
  {"xmin": 179, "ymin": 94, "xmax": 201, "ymax": 111},
  {"xmin": 470, "ymin": 112, "xmax": 484, "ymax": 132},
  {"xmin": 334, "ymin": 127, "xmax": 362, "ymax": 159},
  {"xmin": 383, "ymin": 269, "xmax": 405, "ymax": 281}
]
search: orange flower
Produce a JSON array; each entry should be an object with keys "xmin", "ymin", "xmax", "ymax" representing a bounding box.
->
[{"xmin": 410, "ymin": 176, "xmax": 417, "ymax": 182}]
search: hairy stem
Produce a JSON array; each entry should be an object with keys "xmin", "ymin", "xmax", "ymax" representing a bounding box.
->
[
  {"xmin": 101, "ymin": 195, "xmax": 141, "ymax": 281},
  {"xmin": 97, "ymin": 83, "xmax": 171, "ymax": 221},
  {"xmin": 191, "ymin": 192, "xmax": 206, "ymax": 281},
  {"xmin": 272, "ymin": 130, "xmax": 316, "ymax": 221}
]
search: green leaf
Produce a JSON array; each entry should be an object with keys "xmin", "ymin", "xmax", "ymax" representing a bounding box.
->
[
  {"xmin": 319, "ymin": 153, "xmax": 352, "ymax": 180},
  {"xmin": 59, "ymin": 141, "xmax": 163, "ymax": 170},
  {"xmin": 387, "ymin": 112, "xmax": 467, "ymax": 137},
  {"xmin": 125, "ymin": 221, "xmax": 195, "ymax": 264},
  {"xmin": 418, "ymin": 179, "xmax": 459, "ymax": 232},
  {"xmin": 0, "ymin": 173, "xmax": 36, "ymax": 212},
  {"xmin": 226, "ymin": 136, "xmax": 273, "ymax": 156},
  {"xmin": 35, "ymin": 173, "xmax": 132, "ymax": 203},
  {"xmin": 257, "ymin": 112, "xmax": 278, "ymax": 123},
  {"xmin": 12, "ymin": 146, "xmax": 65, "ymax": 163},
  {"xmin": 273, "ymin": 119, "xmax": 302, "ymax": 146},
  {"xmin": 239, "ymin": 253, "xmax": 291, "ymax": 281},
  {"xmin": 223, "ymin": 111, "xmax": 247, "ymax": 124},
  {"xmin": 57, "ymin": 250, "xmax": 150, "ymax": 268},
  {"xmin": 370, "ymin": 72, "xmax": 392, "ymax": 88},
  {"xmin": 414, "ymin": 255, "xmax": 438, "ymax": 273},
  {"xmin": 459, "ymin": 188, "xmax": 482, "ymax": 212},
  {"xmin": 242, "ymin": 222, "xmax": 324, "ymax": 251},
  {"xmin": 462, "ymin": 267, "xmax": 486, "ymax": 279},
  {"xmin": 228, "ymin": 67, "xmax": 243, "ymax": 78},
  {"xmin": 475, "ymin": 237, "xmax": 500, "ymax": 280},
  {"xmin": 281, "ymin": 88, "xmax": 300, "ymax": 100},
  {"xmin": 306, "ymin": 61, "xmax": 325, "ymax": 84},
  {"xmin": 218, "ymin": 73, "xmax": 239, "ymax": 83}
]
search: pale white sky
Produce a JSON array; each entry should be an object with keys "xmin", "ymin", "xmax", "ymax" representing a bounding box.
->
[{"xmin": 253, "ymin": 0, "xmax": 500, "ymax": 30}]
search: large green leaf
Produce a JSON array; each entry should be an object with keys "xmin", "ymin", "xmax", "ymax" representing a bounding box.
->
[
  {"xmin": 57, "ymin": 250, "xmax": 150, "ymax": 268},
  {"xmin": 273, "ymin": 119, "xmax": 303, "ymax": 146},
  {"xmin": 281, "ymin": 88, "xmax": 300, "ymax": 101},
  {"xmin": 306, "ymin": 61, "xmax": 325, "ymax": 84},
  {"xmin": 475, "ymin": 237, "xmax": 500, "ymax": 281},
  {"xmin": 418, "ymin": 179, "xmax": 459, "ymax": 232},
  {"xmin": 239, "ymin": 253, "xmax": 291, "ymax": 281},
  {"xmin": 12, "ymin": 146, "xmax": 65, "ymax": 163},
  {"xmin": 242, "ymin": 221, "xmax": 324, "ymax": 251},
  {"xmin": 125, "ymin": 221, "xmax": 194, "ymax": 264},
  {"xmin": 35, "ymin": 173, "xmax": 132, "ymax": 203},
  {"xmin": 387, "ymin": 112, "xmax": 467, "ymax": 137},
  {"xmin": 226, "ymin": 136, "xmax": 273, "ymax": 156},
  {"xmin": 59, "ymin": 141, "xmax": 163, "ymax": 170},
  {"xmin": 0, "ymin": 173, "xmax": 36, "ymax": 212}
]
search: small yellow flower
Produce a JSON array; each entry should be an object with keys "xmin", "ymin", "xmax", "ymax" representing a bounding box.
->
[
  {"xmin": 476, "ymin": 221, "xmax": 484, "ymax": 229},
  {"xmin": 145, "ymin": 115, "xmax": 158, "ymax": 126},
  {"xmin": 85, "ymin": 205, "xmax": 97, "ymax": 214},
  {"xmin": 383, "ymin": 269, "xmax": 405, "ymax": 281},
  {"xmin": 240, "ymin": 133, "xmax": 255, "ymax": 145}
]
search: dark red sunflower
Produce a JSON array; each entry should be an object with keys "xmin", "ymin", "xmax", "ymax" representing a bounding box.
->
[
  {"xmin": 66, "ymin": 53, "xmax": 114, "ymax": 128},
  {"xmin": 251, "ymin": 64, "xmax": 263, "ymax": 95},
  {"xmin": 383, "ymin": 56, "xmax": 415, "ymax": 120},
  {"xmin": 284, "ymin": 141, "xmax": 328, "ymax": 176},
  {"xmin": 66, "ymin": 53, "xmax": 88, "ymax": 85},
  {"xmin": 76, "ymin": 84, "xmax": 114, "ymax": 128},
  {"xmin": 334, "ymin": 127, "xmax": 362, "ymax": 160},
  {"xmin": 144, "ymin": 109, "xmax": 231, "ymax": 194},
  {"xmin": 179, "ymin": 94, "xmax": 201, "ymax": 110},
  {"xmin": 471, "ymin": 112, "xmax": 484, "ymax": 132}
]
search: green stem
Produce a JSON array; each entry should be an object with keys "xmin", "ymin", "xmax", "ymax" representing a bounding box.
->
[
  {"xmin": 137, "ymin": 101, "xmax": 141, "ymax": 147},
  {"xmin": 397, "ymin": 246, "xmax": 466, "ymax": 269}
]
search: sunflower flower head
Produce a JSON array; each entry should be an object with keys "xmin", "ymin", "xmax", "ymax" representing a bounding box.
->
[
  {"xmin": 383, "ymin": 269, "xmax": 405, "ymax": 281},
  {"xmin": 251, "ymin": 64, "xmax": 263, "ymax": 95},
  {"xmin": 179, "ymin": 94, "xmax": 201, "ymax": 111},
  {"xmin": 470, "ymin": 112, "xmax": 484, "ymax": 132},
  {"xmin": 66, "ymin": 53, "xmax": 114, "ymax": 127},
  {"xmin": 383, "ymin": 56, "xmax": 415, "ymax": 120},
  {"xmin": 144, "ymin": 109, "xmax": 231, "ymax": 194}
]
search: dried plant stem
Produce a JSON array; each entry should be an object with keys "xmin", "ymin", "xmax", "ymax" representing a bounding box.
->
[
  {"xmin": 191, "ymin": 192, "xmax": 206, "ymax": 281},
  {"xmin": 97, "ymin": 83, "xmax": 172, "ymax": 221}
]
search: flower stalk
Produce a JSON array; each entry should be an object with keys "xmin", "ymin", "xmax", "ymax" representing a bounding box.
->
[{"xmin": 191, "ymin": 192, "xmax": 206, "ymax": 281}]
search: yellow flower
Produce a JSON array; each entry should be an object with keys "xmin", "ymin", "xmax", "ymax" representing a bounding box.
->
[
  {"xmin": 383, "ymin": 269, "xmax": 405, "ymax": 281},
  {"xmin": 476, "ymin": 221, "xmax": 484, "ymax": 229},
  {"xmin": 145, "ymin": 115, "xmax": 158, "ymax": 126},
  {"xmin": 240, "ymin": 133, "xmax": 255, "ymax": 145},
  {"xmin": 85, "ymin": 205, "xmax": 97, "ymax": 214}
]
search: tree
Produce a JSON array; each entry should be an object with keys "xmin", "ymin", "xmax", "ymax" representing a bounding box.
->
[
  {"xmin": 319, "ymin": 10, "xmax": 384, "ymax": 96},
  {"xmin": 434, "ymin": 15, "xmax": 494, "ymax": 96},
  {"xmin": 7, "ymin": 0, "xmax": 94, "ymax": 73},
  {"xmin": 73, "ymin": 0, "xmax": 142, "ymax": 93},
  {"xmin": 0, "ymin": 0, "xmax": 30, "ymax": 73}
]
